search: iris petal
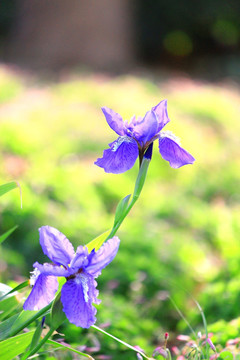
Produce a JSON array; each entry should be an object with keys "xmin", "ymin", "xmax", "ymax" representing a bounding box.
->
[
  {"xmin": 102, "ymin": 107, "xmax": 125, "ymax": 136},
  {"xmin": 94, "ymin": 136, "xmax": 138, "ymax": 174},
  {"xmin": 70, "ymin": 246, "xmax": 89, "ymax": 272},
  {"xmin": 39, "ymin": 226, "xmax": 75, "ymax": 267},
  {"xmin": 86, "ymin": 236, "xmax": 120, "ymax": 277},
  {"xmin": 23, "ymin": 274, "xmax": 58, "ymax": 311},
  {"xmin": 132, "ymin": 110, "xmax": 158, "ymax": 143},
  {"xmin": 159, "ymin": 136, "xmax": 195, "ymax": 168},
  {"xmin": 61, "ymin": 273, "xmax": 99, "ymax": 328},
  {"xmin": 33, "ymin": 261, "xmax": 70, "ymax": 277},
  {"xmin": 152, "ymin": 99, "xmax": 170, "ymax": 132}
]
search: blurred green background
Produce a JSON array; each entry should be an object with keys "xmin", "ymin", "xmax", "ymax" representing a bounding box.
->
[
  {"xmin": 0, "ymin": 65, "xmax": 240, "ymax": 358},
  {"xmin": 0, "ymin": 1, "xmax": 240, "ymax": 358}
]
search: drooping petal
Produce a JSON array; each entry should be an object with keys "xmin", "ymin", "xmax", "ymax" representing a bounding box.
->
[
  {"xmin": 94, "ymin": 136, "xmax": 139, "ymax": 174},
  {"xmin": 101, "ymin": 107, "xmax": 125, "ymax": 136},
  {"xmin": 39, "ymin": 226, "xmax": 75, "ymax": 267},
  {"xmin": 158, "ymin": 136, "xmax": 195, "ymax": 168},
  {"xmin": 61, "ymin": 273, "xmax": 100, "ymax": 328},
  {"xmin": 69, "ymin": 245, "xmax": 89, "ymax": 272},
  {"xmin": 86, "ymin": 236, "xmax": 120, "ymax": 277},
  {"xmin": 152, "ymin": 99, "xmax": 170, "ymax": 132},
  {"xmin": 33, "ymin": 261, "xmax": 71, "ymax": 277},
  {"xmin": 132, "ymin": 110, "xmax": 158, "ymax": 144},
  {"xmin": 23, "ymin": 273, "xmax": 58, "ymax": 311}
]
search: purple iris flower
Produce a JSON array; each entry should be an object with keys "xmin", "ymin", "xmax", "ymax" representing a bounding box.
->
[
  {"xmin": 95, "ymin": 100, "xmax": 195, "ymax": 173},
  {"xmin": 23, "ymin": 226, "xmax": 120, "ymax": 328}
]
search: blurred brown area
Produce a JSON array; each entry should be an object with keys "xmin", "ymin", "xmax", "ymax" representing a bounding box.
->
[
  {"xmin": 4, "ymin": 0, "xmax": 134, "ymax": 72},
  {"xmin": 1, "ymin": 0, "xmax": 240, "ymax": 79}
]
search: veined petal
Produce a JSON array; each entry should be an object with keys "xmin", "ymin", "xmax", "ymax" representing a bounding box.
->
[
  {"xmin": 61, "ymin": 273, "xmax": 99, "ymax": 328},
  {"xmin": 23, "ymin": 274, "xmax": 58, "ymax": 311},
  {"xmin": 132, "ymin": 110, "xmax": 158, "ymax": 144},
  {"xmin": 33, "ymin": 261, "xmax": 71, "ymax": 277},
  {"xmin": 94, "ymin": 136, "xmax": 138, "ymax": 174},
  {"xmin": 39, "ymin": 226, "xmax": 75, "ymax": 267},
  {"xmin": 86, "ymin": 236, "xmax": 120, "ymax": 277},
  {"xmin": 102, "ymin": 107, "xmax": 125, "ymax": 136},
  {"xmin": 152, "ymin": 99, "xmax": 170, "ymax": 132},
  {"xmin": 159, "ymin": 136, "xmax": 195, "ymax": 168}
]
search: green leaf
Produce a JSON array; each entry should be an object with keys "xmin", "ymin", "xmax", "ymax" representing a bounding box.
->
[
  {"xmin": 86, "ymin": 229, "xmax": 110, "ymax": 252},
  {"xmin": 50, "ymin": 292, "xmax": 66, "ymax": 329},
  {"xmin": 0, "ymin": 293, "xmax": 20, "ymax": 321},
  {"xmin": 0, "ymin": 181, "xmax": 22, "ymax": 207},
  {"xmin": 219, "ymin": 351, "xmax": 234, "ymax": 360},
  {"xmin": 113, "ymin": 194, "xmax": 131, "ymax": 227},
  {"xmin": 0, "ymin": 225, "xmax": 18, "ymax": 245},
  {"xmin": 0, "ymin": 280, "xmax": 29, "ymax": 301},
  {"xmin": 5, "ymin": 304, "xmax": 52, "ymax": 339},
  {"xmin": 28, "ymin": 320, "xmax": 43, "ymax": 352},
  {"xmin": 0, "ymin": 313, "xmax": 19, "ymax": 340},
  {"xmin": 0, "ymin": 331, "xmax": 34, "ymax": 360},
  {"xmin": 0, "ymin": 182, "xmax": 18, "ymax": 197},
  {"xmin": 47, "ymin": 339, "xmax": 94, "ymax": 359}
]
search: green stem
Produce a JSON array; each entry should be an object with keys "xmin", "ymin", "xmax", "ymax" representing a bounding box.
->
[
  {"xmin": 106, "ymin": 156, "xmax": 150, "ymax": 241},
  {"xmin": 106, "ymin": 194, "xmax": 138, "ymax": 241},
  {"xmin": 92, "ymin": 325, "xmax": 151, "ymax": 359},
  {"xmin": 21, "ymin": 327, "xmax": 55, "ymax": 360}
]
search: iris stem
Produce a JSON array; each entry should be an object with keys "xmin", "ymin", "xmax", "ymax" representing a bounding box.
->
[
  {"xmin": 106, "ymin": 156, "xmax": 150, "ymax": 241},
  {"xmin": 92, "ymin": 325, "xmax": 151, "ymax": 359}
]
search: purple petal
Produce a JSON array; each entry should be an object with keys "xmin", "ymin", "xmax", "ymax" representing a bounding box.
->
[
  {"xmin": 23, "ymin": 274, "xmax": 58, "ymax": 311},
  {"xmin": 159, "ymin": 136, "xmax": 195, "ymax": 168},
  {"xmin": 86, "ymin": 236, "xmax": 120, "ymax": 277},
  {"xmin": 101, "ymin": 107, "xmax": 125, "ymax": 136},
  {"xmin": 39, "ymin": 226, "xmax": 75, "ymax": 267},
  {"xmin": 95, "ymin": 136, "xmax": 138, "ymax": 174},
  {"xmin": 132, "ymin": 110, "xmax": 158, "ymax": 143},
  {"xmin": 70, "ymin": 246, "xmax": 89, "ymax": 272},
  {"xmin": 61, "ymin": 273, "xmax": 100, "ymax": 328},
  {"xmin": 33, "ymin": 261, "xmax": 70, "ymax": 277},
  {"xmin": 152, "ymin": 99, "xmax": 170, "ymax": 132}
]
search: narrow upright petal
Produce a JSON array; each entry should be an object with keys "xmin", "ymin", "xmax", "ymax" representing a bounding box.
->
[
  {"xmin": 102, "ymin": 107, "xmax": 125, "ymax": 136},
  {"xmin": 61, "ymin": 273, "xmax": 99, "ymax": 328},
  {"xmin": 39, "ymin": 226, "xmax": 75, "ymax": 267},
  {"xmin": 86, "ymin": 236, "xmax": 120, "ymax": 277},
  {"xmin": 159, "ymin": 136, "xmax": 195, "ymax": 168},
  {"xmin": 132, "ymin": 110, "xmax": 158, "ymax": 143},
  {"xmin": 152, "ymin": 99, "xmax": 170, "ymax": 132},
  {"xmin": 95, "ymin": 136, "xmax": 139, "ymax": 174},
  {"xmin": 70, "ymin": 245, "xmax": 89, "ymax": 272},
  {"xmin": 23, "ymin": 274, "xmax": 58, "ymax": 311}
]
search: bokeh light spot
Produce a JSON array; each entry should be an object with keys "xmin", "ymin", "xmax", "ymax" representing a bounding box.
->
[{"xmin": 163, "ymin": 30, "xmax": 193, "ymax": 57}]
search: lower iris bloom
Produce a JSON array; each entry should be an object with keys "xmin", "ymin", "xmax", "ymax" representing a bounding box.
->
[
  {"xmin": 95, "ymin": 100, "xmax": 195, "ymax": 173},
  {"xmin": 23, "ymin": 226, "xmax": 120, "ymax": 328}
]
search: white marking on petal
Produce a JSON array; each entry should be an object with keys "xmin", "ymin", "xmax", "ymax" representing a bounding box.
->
[
  {"xmin": 75, "ymin": 273, "xmax": 89, "ymax": 303},
  {"xmin": 112, "ymin": 136, "xmax": 134, "ymax": 152},
  {"xmin": 159, "ymin": 130, "xmax": 181, "ymax": 145},
  {"xmin": 29, "ymin": 268, "xmax": 41, "ymax": 287}
]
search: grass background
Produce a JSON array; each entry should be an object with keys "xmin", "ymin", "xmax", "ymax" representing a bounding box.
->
[{"xmin": 0, "ymin": 65, "xmax": 240, "ymax": 358}]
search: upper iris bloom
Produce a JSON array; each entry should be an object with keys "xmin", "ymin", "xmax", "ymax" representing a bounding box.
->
[
  {"xmin": 23, "ymin": 226, "xmax": 120, "ymax": 328},
  {"xmin": 95, "ymin": 100, "xmax": 195, "ymax": 173}
]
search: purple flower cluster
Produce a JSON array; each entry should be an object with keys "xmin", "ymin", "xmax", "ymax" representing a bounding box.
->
[
  {"xmin": 23, "ymin": 226, "xmax": 120, "ymax": 328},
  {"xmin": 95, "ymin": 100, "xmax": 195, "ymax": 173}
]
